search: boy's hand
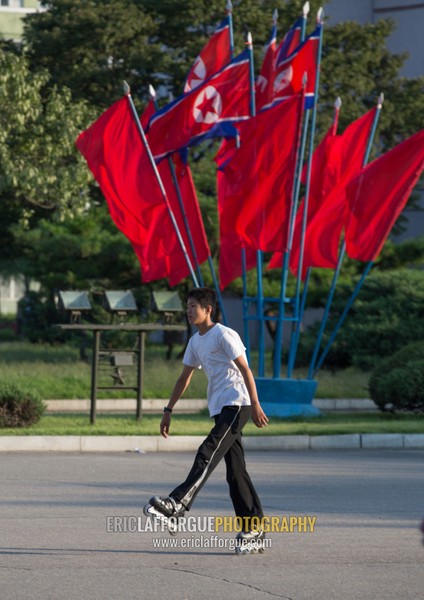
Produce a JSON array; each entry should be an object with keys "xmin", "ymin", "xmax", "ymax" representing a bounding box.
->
[
  {"xmin": 251, "ymin": 404, "xmax": 269, "ymax": 428},
  {"xmin": 233, "ymin": 355, "xmax": 269, "ymax": 428},
  {"xmin": 160, "ymin": 413, "xmax": 171, "ymax": 438}
]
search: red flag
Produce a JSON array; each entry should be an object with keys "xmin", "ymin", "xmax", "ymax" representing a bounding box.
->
[
  {"xmin": 131, "ymin": 153, "xmax": 210, "ymax": 285},
  {"xmin": 270, "ymin": 25, "xmax": 320, "ymax": 109},
  {"xmin": 141, "ymin": 102, "xmax": 210, "ymax": 284},
  {"xmin": 217, "ymin": 94, "xmax": 303, "ymax": 257},
  {"xmin": 217, "ymin": 182, "xmax": 257, "ymax": 290},
  {"xmin": 345, "ymin": 129, "xmax": 424, "ymax": 262},
  {"xmin": 164, "ymin": 154, "xmax": 210, "ymax": 285},
  {"xmin": 276, "ymin": 17, "xmax": 302, "ymax": 63},
  {"xmin": 184, "ymin": 16, "xmax": 231, "ymax": 92},
  {"xmin": 256, "ymin": 22, "xmax": 278, "ymax": 112},
  {"xmin": 268, "ymin": 124, "xmax": 343, "ymax": 270},
  {"xmin": 217, "ymin": 238, "xmax": 257, "ymax": 292},
  {"xmin": 256, "ymin": 18, "xmax": 302, "ymax": 112},
  {"xmin": 76, "ymin": 97, "xmax": 207, "ymax": 285},
  {"xmin": 76, "ymin": 97, "xmax": 166, "ymax": 260},
  {"xmin": 140, "ymin": 98, "xmax": 155, "ymax": 129},
  {"xmin": 142, "ymin": 100, "xmax": 210, "ymax": 279},
  {"xmin": 147, "ymin": 50, "xmax": 250, "ymax": 160},
  {"xmin": 287, "ymin": 108, "xmax": 376, "ymax": 279},
  {"xmin": 216, "ymin": 138, "xmax": 257, "ymax": 289}
]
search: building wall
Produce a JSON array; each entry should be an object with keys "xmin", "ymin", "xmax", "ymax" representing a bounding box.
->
[
  {"xmin": 0, "ymin": 1, "xmax": 41, "ymax": 41},
  {"xmin": 325, "ymin": 0, "xmax": 373, "ymax": 25},
  {"xmin": 326, "ymin": 0, "xmax": 424, "ymax": 78},
  {"xmin": 0, "ymin": 276, "xmax": 34, "ymax": 315}
]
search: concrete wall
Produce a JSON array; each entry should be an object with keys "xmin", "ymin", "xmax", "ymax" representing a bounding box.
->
[
  {"xmin": 0, "ymin": 276, "xmax": 39, "ymax": 315},
  {"xmin": 326, "ymin": 0, "xmax": 424, "ymax": 78},
  {"xmin": 0, "ymin": 1, "xmax": 42, "ymax": 41}
]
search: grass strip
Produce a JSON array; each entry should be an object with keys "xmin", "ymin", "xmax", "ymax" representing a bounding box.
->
[
  {"xmin": 0, "ymin": 342, "xmax": 370, "ymax": 399},
  {"xmin": 1, "ymin": 411, "xmax": 424, "ymax": 436}
]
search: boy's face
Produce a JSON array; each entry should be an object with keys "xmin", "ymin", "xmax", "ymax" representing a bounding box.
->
[{"xmin": 186, "ymin": 298, "xmax": 212, "ymax": 327}]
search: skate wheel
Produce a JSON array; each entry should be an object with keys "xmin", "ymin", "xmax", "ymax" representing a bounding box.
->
[
  {"xmin": 235, "ymin": 544, "xmax": 264, "ymax": 555},
  {"xmin": 235, "ymin": 545, "xmax": 252, "ymax": 555},
  {"xmin": 143, "ymin": 503, "xmax": 153, "ymax": 517},
  {"xmin": 168, "ymin": 524, "xmax": 178, "ymax": 536}
]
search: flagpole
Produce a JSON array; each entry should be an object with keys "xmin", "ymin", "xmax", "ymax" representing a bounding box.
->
[
  {"xmin": 230, "ymin": 0, "xmax": 251, "ymax": 351},
  {"xmin": 123, "ymin": 81, "xmax": 199, "ymax": 288},
  {"xmin": 332, "ymin": 96, "xmax": 341, "ymax": 135},
  {"xmin": 312, "ymin": 261, "xmax": 374, "ymax": 376},
  {"xmin": 308, "ymin": 93, "xmax": 384, "ymax": 379},
  {"xmin": 148, "ymin": 85, "xmax": 204, "ymax": 287},
  {"xmin": 272, "ymin": 79, "xmax": 309, "ymax": 379},
  {"xmin": 240, "ymin": 32, "xmax": 254, "ymax": 367},
  {"xmin": 287, "ymin": 96, "xmax": 341, "ymax": 378},
  {"xmin": 167, "ymin": 160, "xmax": 205, "ymax": 286},
  {"xmin": 207, "ymin": 256, "xmax": 228, "ymax": 323},
  {"xmin": 246, "ymin": 31, "xmax": 265, "ymax": 377},
  {"xmin": 302, "ymin": 2, "xmax": 310, "ymax": 39},
  {"xmin": 284, "ymin": 8, "xmax": 324, "ymax": 377},
  {"xmin": 241, "ymin": 247, "xmax": 251, "ymax": 363},
  {"xmin": 272, "ymin": 6, "xmax": 309, "ymax": 378},
  {"xmin": 226, "ymin": 0, "xmax": 234, "ymax": 59}
]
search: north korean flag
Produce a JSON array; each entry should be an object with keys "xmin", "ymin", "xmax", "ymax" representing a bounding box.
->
[{"xmin": 147, "ymin": 50, "xmax": 250, "ymax": 161}]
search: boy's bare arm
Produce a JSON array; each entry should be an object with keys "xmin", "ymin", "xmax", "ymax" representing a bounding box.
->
[
  {"xmin": 234, "ymin": 355, "xmax": 269, "ymax": 428},
  {"xmin": 160, "ymin": 365, "xmax": 195, "ymax": 438}
]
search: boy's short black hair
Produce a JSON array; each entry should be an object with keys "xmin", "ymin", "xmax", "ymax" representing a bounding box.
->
[{"xmin": 187, "ymin": 287, "xmax": 217, "ymax": 314}]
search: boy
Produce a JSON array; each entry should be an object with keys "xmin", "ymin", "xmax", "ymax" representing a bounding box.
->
[{"xmin": 146, "ymin": 287, "xmax": 269, "ymax": 552}]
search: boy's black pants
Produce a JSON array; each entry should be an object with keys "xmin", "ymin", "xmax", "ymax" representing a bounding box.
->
[{"xmin": 169, "ymin": 406, "xmax": 264, "ymax": 523}]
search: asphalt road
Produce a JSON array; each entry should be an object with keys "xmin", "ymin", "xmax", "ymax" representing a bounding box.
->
[{"xmin": 0, "ymin": 449, "xmax": 423, "ymax": 600}]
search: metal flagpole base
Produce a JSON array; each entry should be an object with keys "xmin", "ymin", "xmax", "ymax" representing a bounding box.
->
[{"xmin": 255, "ymin": 377, "xmax": 321, "ymax": 417}]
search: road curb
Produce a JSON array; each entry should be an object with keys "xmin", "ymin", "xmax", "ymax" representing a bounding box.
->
[{"xmin": 1, "ymin": 433, "xmax": 423, "ymax": 452}]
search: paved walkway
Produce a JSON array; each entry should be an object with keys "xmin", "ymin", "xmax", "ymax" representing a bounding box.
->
[{"xmin": 0, "ymin": 450, "xmax": 423, "ymax": 599}]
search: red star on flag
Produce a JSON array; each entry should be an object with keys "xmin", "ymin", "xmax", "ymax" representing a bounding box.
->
[{"xmin": 193, "ymin": 87, "xmax": 222, "ymax": 124}]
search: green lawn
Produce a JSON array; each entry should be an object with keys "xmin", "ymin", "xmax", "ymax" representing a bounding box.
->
[
  {"xmin": 0, "ymin": 342, "xmax": 370, "ymax": 400},
  {"xmin": 1, "ymin": 411, "xmax": 424, "ymax": 436},
  {"xmin": 3, "ymin": 341, "xmax": 410, "ymax": 438}
]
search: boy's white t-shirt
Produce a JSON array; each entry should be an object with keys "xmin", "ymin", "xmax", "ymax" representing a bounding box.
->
[{"xmin": 183, "ymin": 323, "xmax": 251, "ymax": 417}]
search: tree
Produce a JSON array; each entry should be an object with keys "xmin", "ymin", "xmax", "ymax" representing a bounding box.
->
[
  {"xmin": 23, "ymin": 0, "xmax": 163, "ymax": 108},
  {"xmin": 11, "ymin": 206, "xmax": 142, "ymax": 292},
  {"xmin": 295, "ymin": 266, "xmax": 424, "ymax": 370},
  {"xmin": 140, "ymin": 0, "xmax": 301, "ymax": 96},
  {"xmin": 17, "ymin": 0, "xmax": 424, "ymax": 297},
  {"xmin": 9, "ymin": 205, "xmax": 154, "ymax": 342},
  {"xmin": 24, "ymin": 0, "xmax": 297, "ymax": 107},
  {"xmin": 0, "ymin": 46, "xmax": 95, "ymax": 239}
]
